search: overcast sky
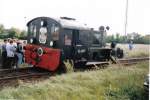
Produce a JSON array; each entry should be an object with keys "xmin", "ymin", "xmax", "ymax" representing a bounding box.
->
[{"xmin": 0, "ymin": 0, "xmax": 149, "ymax": 35}]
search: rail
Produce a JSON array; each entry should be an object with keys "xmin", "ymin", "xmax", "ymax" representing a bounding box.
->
[
  {"xmin": 0, "ymin": 67, "xmax": 52, "ymax": 87},
  {"xmin": 118, "ymin": 57, "xmax": 149, "ymax": 65}
]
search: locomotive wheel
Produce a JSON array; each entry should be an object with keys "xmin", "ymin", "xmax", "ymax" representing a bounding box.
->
[
  {"xmin": 62, "ymin": 59, "xmax": 74, "ymax": 73},
  {"xmin": 116, "ymin": 48, "xmax": 124, "ymax": 58}
]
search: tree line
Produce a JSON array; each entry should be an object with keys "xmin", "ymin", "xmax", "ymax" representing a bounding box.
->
[
  {"xmin": 106, "ymin": 32, "xmax": 150, "ymax": 44},
  {"xmin": 0, "ymin": 24, "xmax": 27, "ymax": 39},
  {"xmin": 0, "ymin": 24, "xmax": 149, "ymax": 44}
]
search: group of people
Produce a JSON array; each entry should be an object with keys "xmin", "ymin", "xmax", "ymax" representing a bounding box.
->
[{"xmin": 1, "ymin": 38, "xmax": 25, "ymax": 69}]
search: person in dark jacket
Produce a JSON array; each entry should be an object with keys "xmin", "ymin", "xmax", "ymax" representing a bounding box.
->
[
  {"xmin": 110, "ymin": 41, "xmax": 116, "ymax": 49},
  {"xmin": 1, "ymin": 39, "xmax": 8, "ymax": 68},
  {"xmin": 110, "ymin": 41, "xmax": 117, "ymax": 58}
]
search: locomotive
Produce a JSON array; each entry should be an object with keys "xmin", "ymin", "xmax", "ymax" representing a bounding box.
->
[{"xmin": 24, "ymin": 16, "xmax": 113, "ymax": 71}]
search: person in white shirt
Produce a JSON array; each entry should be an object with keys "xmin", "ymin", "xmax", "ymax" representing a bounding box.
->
[
  {"xmin": 13, "ymin": 39, "xmax": 17, "ymax": 48},
  {"xmin": 6, "ymin": 40, "xmax": 16, "ymax": 68}
]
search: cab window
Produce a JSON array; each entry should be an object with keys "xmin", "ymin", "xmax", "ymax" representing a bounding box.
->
[
  {"xmin": 51, "ymin": 24, "xmax": 59, "ymax": 40},
  {"xmin": 93, "ymin": 33, "xmax": 101, "ymax": 44},
  {"xmin": 39, "ymin": 20, "xmax": 48, "ymax": 44},
  {"xmin": 29, "ymin": 24, "xmax": 36, "ymax": 38}
]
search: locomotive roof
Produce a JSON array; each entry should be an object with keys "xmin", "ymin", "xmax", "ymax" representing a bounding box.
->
[{"xmin": 27, "ymin": 17, "xmax": 91, "ymax": 30}]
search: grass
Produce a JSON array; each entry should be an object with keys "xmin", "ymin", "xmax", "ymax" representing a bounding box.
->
[
  {"xmin": 0, "ymin": 62, "xmax": 149, "ymax": 100},
  {"xmin": 63, "ymin": 59, "xmax": 74, "ymax": 73}
]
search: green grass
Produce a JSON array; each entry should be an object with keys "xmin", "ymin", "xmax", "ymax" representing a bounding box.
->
[{"xmin": 0, "ymin": 62, "xmax": 149, "ymax": 100}]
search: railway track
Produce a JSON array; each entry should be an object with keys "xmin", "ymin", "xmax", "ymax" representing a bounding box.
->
[
  {"xmin": 84, "ymin": 57, "xmax": 149, "ymax": 68},
  {"xmin": 118, "ymin": 57, "xmax": 149, "ymax": 65},
  {"xmin": 0, "ymin": 57, "xmax": 149, "ymax": 87},
  {"xmin": 0, "ymin": 67, "xmax": 52, "ymax": 80},
  {"xmin": 0, "ymin": 67, "xmax": 53, "ymax": 88}
]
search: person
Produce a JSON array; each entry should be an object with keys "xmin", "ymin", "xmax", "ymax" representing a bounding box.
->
[
  {"xmin": 1, "ymin": 39, "xmax": 8, "ymax": 68},
  {"xmin": 13, "ymin": 39, "xmax": 18, "ymax": 68},
  {"xmin": 6, "ymin": 40, "xmax": 16, "ymax": 68},
  {"xmin": 129, "ymin": 40, "xmax": 133, "ymax": 50},
  {"xmin": 13, "ymin": 39, "xmax": 17, "ymax": 47},
  {"xmin": 110, "ymin": 41, "xmax": 116, "ymax": 49},
  {"xmin": 110, "ymin": 41, "xmax": 117, "ymax": 59},
  {"xmin": 16, "ymin": 41, "xmax": 23, "ymax": 68},
  {"xmin": 22, "ymin": 40, "xmax": 27, "ymax": 63}
]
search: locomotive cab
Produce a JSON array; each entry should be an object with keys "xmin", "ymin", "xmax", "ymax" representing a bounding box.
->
[
  {"xmin": 27, "ymin": 18, "xmax": 60, "ymax": 48},
  {"xmin": 25, "ymin": 17, "xmax": 61, "ymax": 71}
]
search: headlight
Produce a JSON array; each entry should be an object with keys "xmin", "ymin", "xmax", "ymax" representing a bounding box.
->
[
  {"xmin": 50, "ymin": 41, "xmax": 53, "ymax": 46},
  {"xmin": 37, "ymin": 47, "xmax": 43, "ymax": 56}
]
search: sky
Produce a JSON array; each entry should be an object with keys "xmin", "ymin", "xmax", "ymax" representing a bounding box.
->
[{"xmin": 0, "ymin": 0, "xmax": 150, "ymax": 35}]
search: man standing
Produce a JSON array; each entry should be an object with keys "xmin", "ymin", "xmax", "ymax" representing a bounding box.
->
[
  {"xmin": 6, "ymin": 40, "xmax": 16, "ymax": 68},
  {"xmin": 129, "ymin": 40, "xmax": 133, "ymax": 50},
  {"xmin": 16, "ymin": 41, "xmax": 23, "ymax": 68},
  {"xmin": 1, "ymin": 39, "xmax": 8, "ymax": 68},
  {"xmin": 110, "ymin": 41, "xmax": 116, "ymax": 49}
]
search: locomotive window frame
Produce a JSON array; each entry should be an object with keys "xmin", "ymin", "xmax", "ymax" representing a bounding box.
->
[
  {"xmin": 51, "ymin": 23, "xmax": 59, "ymax": 41},
  {"xmin": 79, "ymin": 30, "xmax": 92, "ymax": 46},
  {"xmin": 29, "ymin": 23, "xmax": 37, "ymax": 38},
  {"xmin": 37, "ymin": 19, "xmax": 49, "ymax": 45},
  {"xmin": 72, "ymin": 30, "xmax": 81, "ymax": 45},
  {"xmin": 39, "ymin": 27, "xmax": 48, "ymax": 44},
  {"xmin": 92, "ymin": 32, "xmax": 101, "ymax": 45},
  {"xmin": 63, "ymin": 29, "xmax": 72, "ymax": 46},
  {"xmin": 28, "ymin": 21, "xmax": 39, "ymax": 44}
]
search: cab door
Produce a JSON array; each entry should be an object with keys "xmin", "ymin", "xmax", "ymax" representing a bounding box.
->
[{"xmin": 72, "ymin": 30, "xmax": 88, "ymax": 62}]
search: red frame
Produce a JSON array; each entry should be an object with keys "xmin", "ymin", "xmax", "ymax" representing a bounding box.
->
[{"xmin": 24, "ymin": 44, "xmax": 60, "ymax": 71}]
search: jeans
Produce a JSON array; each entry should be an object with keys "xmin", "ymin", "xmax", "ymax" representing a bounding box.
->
[{"xmin": 16, "ymin": 53, "xmax": 23, "ymax": 67}]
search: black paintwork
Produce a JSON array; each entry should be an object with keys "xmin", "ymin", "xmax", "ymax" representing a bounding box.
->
[{"xmin": 27, "ymin": 17, "xmax": 111, "ymax": 65}]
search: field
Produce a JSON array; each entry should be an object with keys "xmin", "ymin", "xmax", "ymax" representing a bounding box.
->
[{"xmin": 116, "ymin": 44, "xmax": 149, "ymax": 58}]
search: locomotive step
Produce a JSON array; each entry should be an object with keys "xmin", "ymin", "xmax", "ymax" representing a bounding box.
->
[{"xmin": 86, "ymin": 61, "xmax": 109, "ymax": 66}]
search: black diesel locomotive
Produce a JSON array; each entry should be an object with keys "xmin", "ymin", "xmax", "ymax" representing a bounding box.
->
[{"xmin": 24, "ymin": 17, "xmax": 116, "ymax": 71}]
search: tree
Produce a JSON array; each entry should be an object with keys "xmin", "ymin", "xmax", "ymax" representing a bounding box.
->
[
  {"xmin": 131, "ymin": 32, "xmax": 141, "ymax": 43},
  {"xmin": 140, "ymin": 35, "xmax": 150, "ymax": 44},
  {"xmin": 19, "ymin": 30, "xmax": 27, "ymax": 39},
  {"xmin": 106, "ymin": 32, "xmax": 150, "ymax": 44},
  {"xmin": 106, "ymin": 35, "xmax": 115, "ymax": 43},
  {"xmin": 116, "ymin": 33, "xmax": 120, "ymax": 43},
  {"xmin": 8, "ymin": 27, "xmax": 21, "ymax": 38},
  {"xmin": 0, "ymin": 24, "xmax": 4, "ymax": 34}
]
